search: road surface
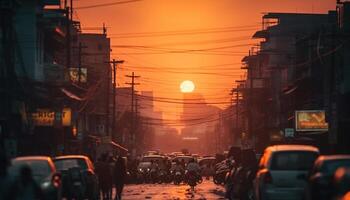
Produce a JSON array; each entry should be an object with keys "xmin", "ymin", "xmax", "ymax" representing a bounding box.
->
[{"xmin": 122, "ymin": 179, "xmax": 226, "ymax": 200}]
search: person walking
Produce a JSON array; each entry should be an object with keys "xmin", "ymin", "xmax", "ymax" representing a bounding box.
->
[
  {"xmin": 114, "ymin": 156, "xmax": 127, "ymax": 200},
  {"xmin": 9, "ymin": 166, "xmax": 44, "ymax": 200},
  {"xmin": 96, "ymin": 154, "xmax": 113, "ymax": 200}
]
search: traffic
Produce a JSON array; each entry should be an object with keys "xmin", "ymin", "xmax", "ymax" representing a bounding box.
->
[{"xmin": 1, "ymin": 144, "xmax": 350, "ymax": 200}]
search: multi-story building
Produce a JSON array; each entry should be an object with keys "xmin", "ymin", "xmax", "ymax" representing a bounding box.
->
[{"xmin": 243, "ymin": 12, "xmax": 332, "ymax": 151}]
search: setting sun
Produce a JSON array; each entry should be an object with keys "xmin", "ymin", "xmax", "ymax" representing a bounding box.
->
[{"xmin": 180, "ymin": 80, "xmax": 195, "ymax": 93}]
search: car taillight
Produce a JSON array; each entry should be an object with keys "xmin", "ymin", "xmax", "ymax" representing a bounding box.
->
[
  {"xmin": 52, "ymin": 175, "xmax": 61, "ymax": 188},
  {"xmin": 263, "ymin": 170, "xmax": 273, "ymax": 184}
]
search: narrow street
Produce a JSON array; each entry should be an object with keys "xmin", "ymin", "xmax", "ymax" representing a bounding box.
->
[{"xmin": 122, "ymin": 179, "xmax": 226, "ymax": 200}]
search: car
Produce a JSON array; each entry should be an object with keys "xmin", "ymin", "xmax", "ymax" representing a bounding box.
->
[
  {"xmin": 53, "ymin": 155, "xmax": 99, "ymax": 200},
  {"xmin": 8, "ymin": 156, "xmax": 62, "ymax": 200},
  {"xmin": 172, "ymin": 155, "xmax": 194, "ymax": 165},
  {"xmin": 141, "ymin": 155, "xmax": 165, "ymax": 163},
  {"xmin": 254, "ymin": 145, "xmax": 319, "ymax": 200},
  {"xmin": 306, "ymin": 155, "xmax": 350, "ymax": 200},
  {"xmin": 198, "ymin": 157, "xmax": 216, "ymax": 176}
]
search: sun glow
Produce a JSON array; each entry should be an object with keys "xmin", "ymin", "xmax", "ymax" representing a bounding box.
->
[{"xmin": 180, "ymin": 80, "xmax": 195, "ymax": 93}]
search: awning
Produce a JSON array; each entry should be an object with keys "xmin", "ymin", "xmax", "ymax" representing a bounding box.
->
[
  {"xmin": 283, "ymin": 85, "xmax": 298, "ymax": 95},
  {"xmin": 253, "ymin": 30, "xmax": 269, "ymax": 39},
  {"xmin": 110, "ymin": 141, "xmax": 128, "ymax": 152},
  {"xmin": 61, "ymin": 88, "xmax": 83, "ymax": 101}
]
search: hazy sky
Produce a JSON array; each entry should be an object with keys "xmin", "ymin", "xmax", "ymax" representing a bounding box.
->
[{"xmin": 73, "ymin": 0, "xmax": 335, "ymax": 122}]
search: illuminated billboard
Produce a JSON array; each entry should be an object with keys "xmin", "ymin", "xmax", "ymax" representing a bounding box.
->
[
  {"xmin": 69, "ymin": 68, "xmax": 87, "ymax": 83},
  {"xmin": 295, "ymin": 110, "xmax": 329, "ymax": 132}
]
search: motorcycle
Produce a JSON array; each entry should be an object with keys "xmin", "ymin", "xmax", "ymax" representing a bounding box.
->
[
  {"xmin": 172, "ymin": 170, "xmax": 183, "ymax": 185},
  {"xmin": 157, "ymin": 170, "xmax": 168, "ymax": 184},
  {"xmin": 149, "ymin": 168, "xmax": 158, "ymax": 183}
]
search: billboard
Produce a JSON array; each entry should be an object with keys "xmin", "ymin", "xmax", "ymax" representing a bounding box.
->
[
  {"xmin": 31, "ymin": 109, "xmax": 55, "ymax": 126},
  {"xmin": 295, "ymin": 110, "xmax": 328, "ymax": 132},
  {"xmin": 69, "ymin": 68, "xmax": 87, "ymax": 83},
  {"xmin": 31, "ymin": 108, "xmax": 72, "ymax": 127}
]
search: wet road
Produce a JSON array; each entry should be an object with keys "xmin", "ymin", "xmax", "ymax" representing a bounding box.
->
[{"xmin": 122, "ymin": 179, "xmax": 226, "ymax": 200}]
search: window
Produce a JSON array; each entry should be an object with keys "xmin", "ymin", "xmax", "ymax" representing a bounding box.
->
[
  {"xmin": 54, "ymin": 158, "xmax": 88, "ymax": 171},
  {"xmin": 270, "ymin": 151, "xmax": 318, "ymax": 171}
]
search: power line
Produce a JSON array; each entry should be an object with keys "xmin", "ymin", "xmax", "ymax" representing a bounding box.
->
[{"xmin": 75, "ymin": 0, "xmax": 144, "ymax": 10}]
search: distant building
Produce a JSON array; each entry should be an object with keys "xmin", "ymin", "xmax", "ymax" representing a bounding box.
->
[{"xmin": 180, "ymin": 92, "xmax": 222, "ymax": 154}]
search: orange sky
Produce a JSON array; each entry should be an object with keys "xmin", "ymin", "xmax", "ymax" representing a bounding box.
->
[{"xmin": 73, "ymin": 0, "xmax": 335, "ymax": 122}]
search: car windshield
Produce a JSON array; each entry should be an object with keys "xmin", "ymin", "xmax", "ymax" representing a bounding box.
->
[
  {"xmin": 142, "ymin": 157, "xmax": 164, "ymax": 163},
  {"xmin": 54, "ymin": 158, "xmax": 88, "ymax": 171},
  {"xmin": 138, "ymin": 162, "xmax": 151, "ymax": 168},
  {"xmin": 173, "ymin": 157, "xmax": 192, "ymax": 163},
  {"xmin": 322, "ymin": 159, "xmax": 350, "ymax": 174},
  {"xmin": 270, "ymin": 151, "xmax": 318, "ymax": 171},
  {"xmin": 9, "ymin": 159, "xmax": 52, "ymax": 181}
]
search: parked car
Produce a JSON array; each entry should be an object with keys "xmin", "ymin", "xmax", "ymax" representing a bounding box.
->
[
  {"xmin": 172, "ymin": 155, "xmax": 194, "ymax": 166},
  {"xmin": 8, "ymin": 156, "xmax": 62, "ymax": 200},
  {"xmin": 53, "ymin": 155, "xmax": 99, "ymax": 200},
  {"xmin": 306, "ymin": 155, "xmax": 350, "ymax": 200},
  {"xmin": 254, "ymin": 145, "xmax": 319, "ymax": 200},
  {"xmin": 141, "ymin": 155, "xmax": 165, "ymax": 163},
  {"xmin": 198, "ymin": 157, "xmax": 216, "ymax": 177}
]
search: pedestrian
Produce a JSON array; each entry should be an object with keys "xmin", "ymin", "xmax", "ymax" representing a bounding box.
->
[
  {"xmin": 0, "ymin": 151, "xmax": 12, "ymax": 200},
  {"xmin": 114, "ymin": 156, "xmax": 127, "ymax": 200},
  {"xmin": 9, "ymin": 165, "xmax": 44, "ymax": 200},
  {"xmin": 96, "ymin": 153, "xmax": 113, "ymax": 200}
]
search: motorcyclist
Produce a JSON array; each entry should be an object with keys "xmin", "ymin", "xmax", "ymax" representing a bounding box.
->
[
  {"xmin": 149, "ymin": 160, "xmax": 158, "ymax": 182},
  {"xmin": 150, "ymin": 160, "xmax": 158, "ymax": 171},
  {"xmin": 186, "ymin": 158, "xmax": 201, "ymax": 183},
  {"xmin": 225, "ymin": 146, "xmax": 242, "ymax": 199},
  {"xmin": 173, "ymin": 160, "xmax": 184, "ymax": 173}
]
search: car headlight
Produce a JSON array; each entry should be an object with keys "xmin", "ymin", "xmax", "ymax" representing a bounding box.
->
[{"xmin": 41, "ymin": 181, "xmax": 51, "ymax": 188}]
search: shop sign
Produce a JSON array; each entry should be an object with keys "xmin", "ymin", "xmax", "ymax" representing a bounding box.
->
[
  {"xmin": 31, "ymin": 108, "xmax": 72, "ymax": 127},
  {"xmin": 295, "ymin": 110, "xmax": 329, "ymax": 132},
  {"xmin": 31, "ymin": 109, "xmax": 55, "ymax": 126},
  {"xmin": 62, "ymin": 108, "xmax": 72, "ymax": 126}
]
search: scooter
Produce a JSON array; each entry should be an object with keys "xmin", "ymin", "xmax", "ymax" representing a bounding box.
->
[{"xmin": 172, "ymin": 170, "xmax": 183, "ymax": 185}]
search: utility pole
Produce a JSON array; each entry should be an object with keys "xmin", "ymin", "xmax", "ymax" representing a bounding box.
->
[
  {"xmin": 65, "ymin": 7, "xmax": 71, "ymax": 69},
  {"xmin": 77, "ymin": 43, "xmax": 88, "ymax": 83},
  {"xmin": 105, "ymin": 59, "xmax": 124, "ymax": 139},
  {"xmin": 125, "ymin": 72, "xmax": 140, "ymax": 156},
  {"xmin": 70, "ymin": 0, "xmax": 73, "ymax": 21}
]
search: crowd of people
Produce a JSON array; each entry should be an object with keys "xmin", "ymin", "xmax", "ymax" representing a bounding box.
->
[{"xmin": 95, "ymin": 153, "xmax": 127, "ymax": 200}]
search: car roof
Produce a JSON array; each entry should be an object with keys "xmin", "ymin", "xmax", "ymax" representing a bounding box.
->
[
  {"xmin": 266, "ymin": 145, "xmax": 319, "ymax": 153},
  {"xmin": 176, "ymin": 155, "xmax": 192, "ymax": 158},
  {"xmin": 13, "ymin": 156, "xmax": 52, "ymax": 161},
  {"xmin": 143, "ymin": 155, "xmax": 164, "ymax": 158},
  {"xmin": 199, "ymin": 157, "xmax": 215, "ymax": 160},
  {"xmin": 54, "ymin": 155, "xmax": 89, "ymax": 160},
  {"xmin": 317, "ymin": 155, "xmax": 350, "ymax": 161}
]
